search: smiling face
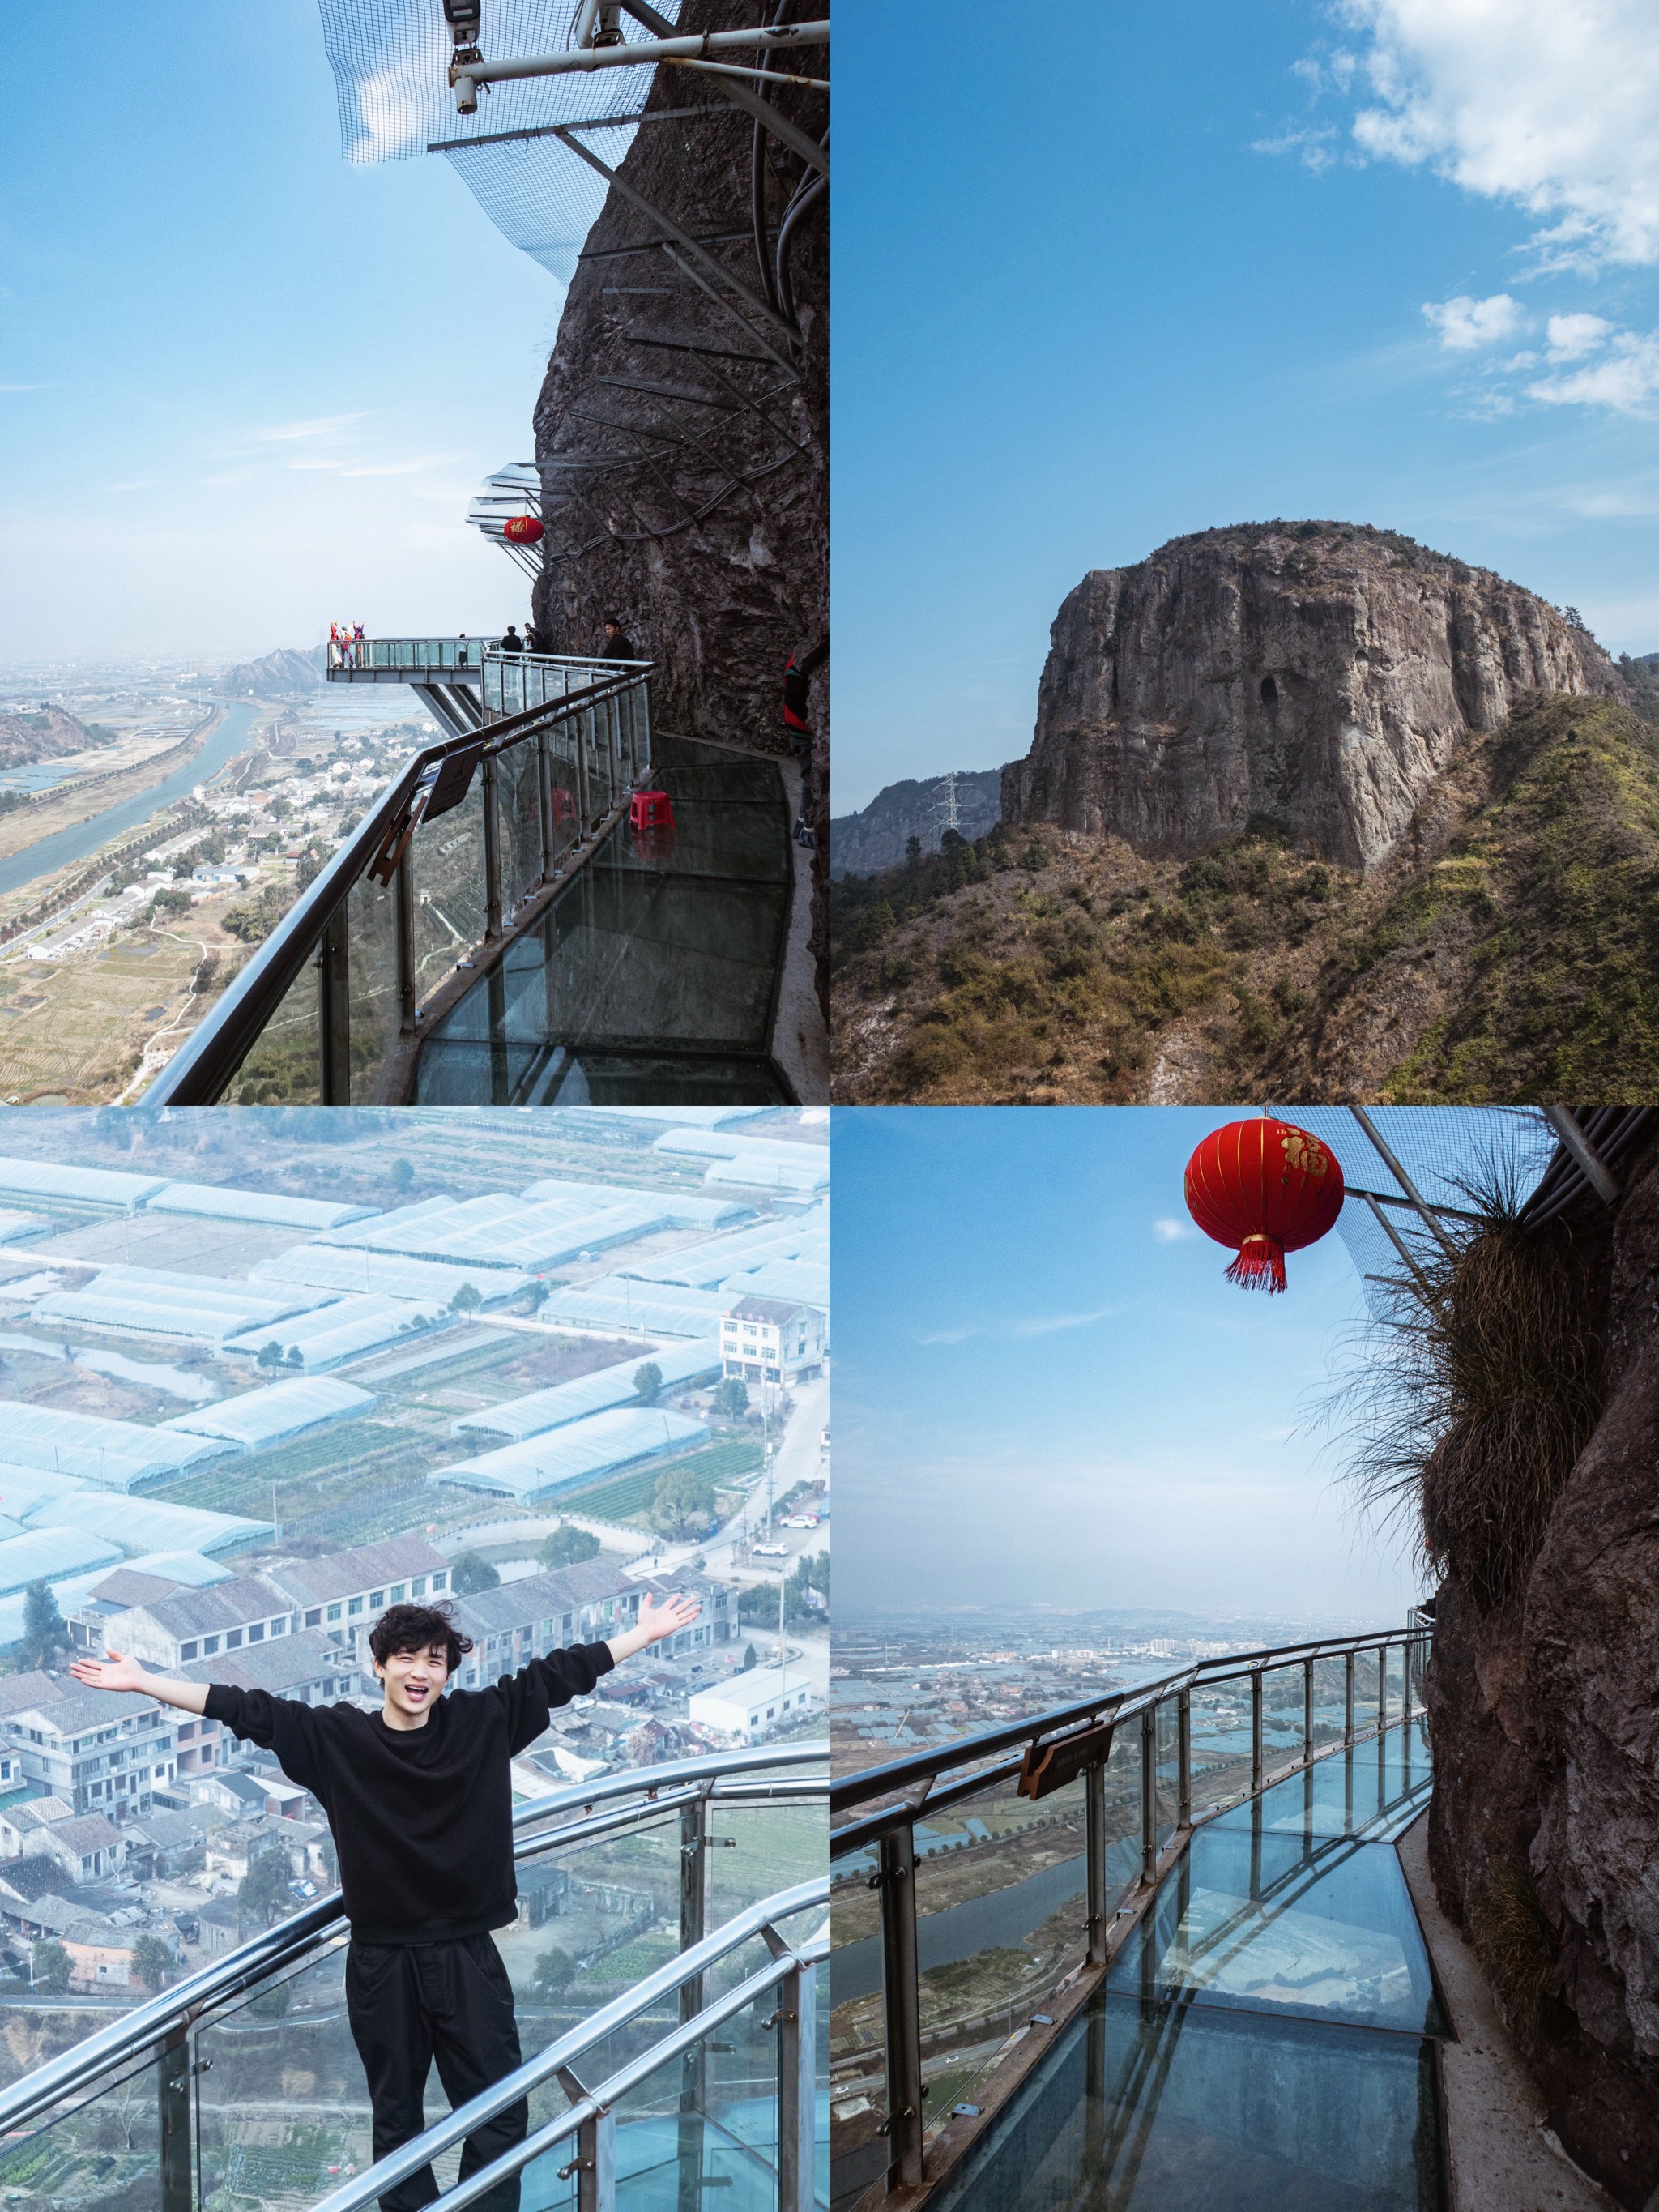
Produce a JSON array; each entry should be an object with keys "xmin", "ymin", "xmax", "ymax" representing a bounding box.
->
[{"xmin": 375, "ymin": 1640, "xmax": 451, "ymax": 1728}]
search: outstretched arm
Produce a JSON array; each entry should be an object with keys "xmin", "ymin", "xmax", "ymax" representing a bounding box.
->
[
  {"xmin": 70, "ymin": 1651, "xmax": 209, "ymax": 1716},
  {"xmin": 606, "ymin": 1591, "xmax": 700, "ymax": 1668}
]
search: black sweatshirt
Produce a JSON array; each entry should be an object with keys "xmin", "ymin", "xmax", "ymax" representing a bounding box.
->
[{"xmin": 204, "ymin": 1642, "xmax": 614, "ymax": 1944}]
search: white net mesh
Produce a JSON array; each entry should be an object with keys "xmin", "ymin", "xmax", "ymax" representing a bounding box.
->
[
  {"xmin": 317, "ymin": 0, "xmax": 684, "ymax": 280},
  {"xmin": 1270, "ymin": 1106, "xmax": 1559, "ymax": 1314}
]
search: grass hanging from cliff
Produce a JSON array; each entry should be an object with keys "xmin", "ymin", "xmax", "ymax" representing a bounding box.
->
[{"xmin": 1324, "ymin": 1165, "xmax": 1604, "ymax": 1610}]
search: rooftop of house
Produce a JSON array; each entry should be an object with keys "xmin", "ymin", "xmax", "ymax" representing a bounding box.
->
[
  {"xmin": 49, "ymin": 1814, "xmax": 125, "ymax": 1856},
  {"xmin": 81, "ymin": 1569, "xmax": 191, "ymax": 1612},
  {"xmin": 262, "ymin": 1535, "xmax": 449, "ymax": 1608},
  {"xmin": 181, "ymin": 1626, "xmax": 356, "ymax": 1699},
  {"xmin": 0, "ymin": 1674, "xmax": 167, "ymax": 1738},
  {"xmin": 109, "ymin": 1575, "xmax": 292, "ymax": 1642},
  {"xmin": 0, "ymin": 1856, "xmax": 68, "ymax": 1903},
  {"xmin": 726, "ymin": 1296, "xmax": 808, "ymax": 1325}
]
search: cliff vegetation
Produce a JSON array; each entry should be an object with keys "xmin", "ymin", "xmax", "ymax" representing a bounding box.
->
[{"xmin": 831, "ymin": 693, "xmax": 1659, "ymax": 1104}]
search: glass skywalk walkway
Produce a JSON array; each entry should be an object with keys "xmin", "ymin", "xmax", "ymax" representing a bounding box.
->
[
  {"xmin": 150, "ymin": 650, "xmax": 803, "ymax": 1105},
  {"xmin": 933, "ymin": 1723, "xmax": 1440, "ymax": 2211},
  {"xmin": 830, "ymin": 1627, "xmax": 1439, "ymax": 2212}
]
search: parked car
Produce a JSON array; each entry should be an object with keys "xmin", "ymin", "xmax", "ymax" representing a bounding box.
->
[
  {"xmin": 753, "ymin": 1542, "xmax": 790, "ymax": 1558},
  {"xmin": 783, "ymin": 1514, "xmax": 819, "ymax": 1529}
]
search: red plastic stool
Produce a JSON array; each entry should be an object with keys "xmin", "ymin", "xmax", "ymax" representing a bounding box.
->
[{"xmin": 629, "ymin": 789, "xmax": 674, "ymax": 834}]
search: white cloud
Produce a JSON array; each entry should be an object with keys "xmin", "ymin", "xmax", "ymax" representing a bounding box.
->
[
  {"xmin": 1009, "ymin": 1305, "xmax": 1120, "ymax": 1339},
  {"xmin": 1529, "ymin": 330, "xmax": 1659, "ymax": 414},
  {"xmin": 1251, "ymin": 125, "xmax": 1340, "ymax": 173},
  {"xmin": 249, "ymin": 412, "xmax": 368, "ymax": 444},
  {"xmin": 1546, "ymin": 310, "xmax": 1614, "ymax": 359},
  {"xmin": 1153, "ymin": 1217, "xmax": 1197, "ymax": 1242},
  {"xmin": 1422, "ymin": 292, "xmax": 1523, "ymax": 349},
  {"xmin": 1337, "ymin": 0, "xmax": 1659, "ymax": 268}
]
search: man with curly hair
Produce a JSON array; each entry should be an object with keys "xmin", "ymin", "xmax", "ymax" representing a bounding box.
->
[{"xmin": 73, "ymin": 1585, "xmax": 699, "ymax": 2212}]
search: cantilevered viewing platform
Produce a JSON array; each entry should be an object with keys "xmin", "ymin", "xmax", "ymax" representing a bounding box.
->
[{"xmin": 147, "ymin": 638, "xmax": 811, "ymax": 1106}]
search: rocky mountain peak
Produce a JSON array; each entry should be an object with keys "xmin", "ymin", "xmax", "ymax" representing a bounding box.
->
[{"xmin": 1001, "ymin": 521, "xmax": 1625, "ymax": 869}]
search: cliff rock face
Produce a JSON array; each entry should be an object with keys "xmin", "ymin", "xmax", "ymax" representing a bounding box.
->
[
  {"xmin": 528, "ymin": 0, "xmax": 827, "ymax": 1008},
  {"xmin": 1427, "ymin": 1142, "xmax": 1659, "ymax": 2206},
  {"xmin": 1002, "ymin": 523, "xmax": 1624, "ymax": 869}
]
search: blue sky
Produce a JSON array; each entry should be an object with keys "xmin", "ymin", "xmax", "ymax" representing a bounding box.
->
[
  {"xmin": 0, "ymin": 2, "xmax": 557, "ymax": 660},
  {"xmin": 833, "ymin": 0, "xmax": 1659, "ymax": 812},
  {"xmin": 833, "ymin": 1107, "xmax": 1426, "ymax": 1626}
]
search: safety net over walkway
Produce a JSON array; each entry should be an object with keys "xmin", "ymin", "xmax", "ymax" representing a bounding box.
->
[{"xmin": 318, "ymin": 0, "xmax": 684, "ymax": 282}]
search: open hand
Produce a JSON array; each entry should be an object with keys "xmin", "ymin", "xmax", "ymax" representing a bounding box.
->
[
  {"xmin": 69, "ymin": 1650, "xmax": 151, "ymax": 1696},
  {"xmin": 638, "ymin": 1592, "xmax": 700, "ymax": 1644}
]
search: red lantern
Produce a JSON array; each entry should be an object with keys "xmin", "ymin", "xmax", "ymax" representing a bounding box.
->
[
  {"xmin": 503, "ymin": 515, "xmax": 544, "ymax": 544},
  {"xmin": 1183, "ymin": 1117, "xmax": 1344, "ymax": 1294}
]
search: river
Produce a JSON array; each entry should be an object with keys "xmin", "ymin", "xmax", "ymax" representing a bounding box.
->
[{"xmin": 0, "ymin": 700, "xmax": 263, "ymax": 899}]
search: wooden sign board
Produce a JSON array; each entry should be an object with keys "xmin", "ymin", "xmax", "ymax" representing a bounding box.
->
[{"xmin": 1017, "ymin": 1719, "xmax": 1115, "ymax": 1800}]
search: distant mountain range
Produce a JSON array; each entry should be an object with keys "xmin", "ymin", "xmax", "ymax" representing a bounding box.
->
[
  {"xmin": 215, "ymin": 644, "xmax": 327, "ymax": 698},
  {"xmin": 0, "ymin": 705, "xmax": 116, "ymax": 767},
  {"xmin": 830, "ymin": 768, "xmax": 1003, "ymax": 878}
]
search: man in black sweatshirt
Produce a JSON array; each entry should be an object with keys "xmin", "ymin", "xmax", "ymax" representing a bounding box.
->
[{"xmin": 71, "ymin": 1586, "xmax": 699, "ymax": 2212}]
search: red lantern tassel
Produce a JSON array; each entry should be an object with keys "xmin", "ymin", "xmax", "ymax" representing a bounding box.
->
[{"xmin": 1225, "ymin": 1233, "xmax": 1287, "ymax": 1294}]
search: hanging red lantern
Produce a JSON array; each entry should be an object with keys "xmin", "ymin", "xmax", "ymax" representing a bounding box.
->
[
  {"xmin": 503, "ymin": 515, "xmax": 544, "ymax": 544},
  {"xmin": 1183, "ymin": 1117, "xmax": 1344, "ymax": 1293}
]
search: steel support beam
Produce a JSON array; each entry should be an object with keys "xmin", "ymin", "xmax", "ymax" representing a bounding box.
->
[
  {"xmin": 1543, "ymin": 1106, "xmax": 1621, "ymax": 1204},
  {"xmin": 621, "ymin": 0, "xmax": 829, "ymax": 174},
  {"xmin": 1140, "ymin": 1706, "xmax": 1157, "ymax": 1881},
  {"xmin": 1250, "ymin": 1670, "xmax": 1264, "ymax": 1793},
  {"xmin": 159, "ymin": 2031, "xmax": 191, "ymax": 2212},
  {"xmin": 774, "ymin": 1962, "xmax": 816, "ymax": 2212},
  {"xmin": 1303, "ymin": 1655, "xmax": 1315, "ymax": 1766},
  {"xmin": 1084, "ymin": 1756, "xmax": 1107, "ymax": 1966},
  {"xmin": 1350, "ymin": 1104, "xmax": 1461, "ymax": 1258},
  {"xmin": 1177, "ymin": 1688, "xmax": 1192, "ymax": 1826}
]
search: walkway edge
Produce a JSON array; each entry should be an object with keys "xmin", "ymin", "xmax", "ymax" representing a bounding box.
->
[{"xmin": 1396, "ymin": 1811, "xmax": 1618, "ymax": 2211}]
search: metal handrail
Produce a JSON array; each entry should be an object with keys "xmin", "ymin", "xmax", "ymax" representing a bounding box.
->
[
  {"xmin": 0, "ymin": 1740, "xmax": 825, "ymax": 2137},
  {"xmin": 830, "ymin": 1624, "xmax": 1429, "ymax": 1838},
  {"xmin": 423, "ymin": 1936, "xmax": 830, "ymax": 2212},
  {"xmin": 305, "ymin": 1875, "xmax": 830, "ymax": 2212},
  {"xmin": 146, "ymin": 662, "xmax": 650, "ymax": 1105}
]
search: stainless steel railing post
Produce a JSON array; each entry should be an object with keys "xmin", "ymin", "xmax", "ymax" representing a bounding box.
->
[
  {"xmin": 1303, "ymin": 1656, "xmax": 1315, "ymax": 1766},
  {"xmin": 1140, "ymin": 1706, "xmax": 1157, "ymax": 1881},
  {"xmin": 1376, "ymin": 1645, "xmax": 1388, "ymax": 1733},
  {"xmin": 1344, "ymin": 1651, "xmax": 1355, "ymax": 1746},
  {"xmin": 576, "ymin": 710, "xmax": 593, "ymax": 825},
  {"xmin": 775, "ymin": 1960, "xmax": 817, "ymax": 2212},
  {"xmin": 571, "ymin": 2106, "xmax": 615, "ymax": 2212},
  {"xmin": 159, "ymin": 2027, "xmax": 191, "ymax": 2212},
  {"xmin": 482, "ymin": 752, "xmax": 502, "ymax": 940},
  {"xmin": 1403, "ymin": 1641, "xmax": 1414, "ymax": 1726},
  {"xmin": 536, "ymin": 728, "xmax": 555, "ymax": 883},
  {"xmin": 1250, "ymin": 1669, "xmax": 1264, "ymax": 1793},
  {"xmin": 677, "ymin": 1796, "xmax": 707, "ymax": 2211},
  {"xmin": 1177, "ymin": 1688, "xmax": 1192, "ymax": 1826},
  {"xmin": 1084, "ymin": 1755, "xmax": 1107, "ymax": 1966},
  {"xmin": 876, "ymin": 1825, "xmax": 923, "ymax": 2189}
]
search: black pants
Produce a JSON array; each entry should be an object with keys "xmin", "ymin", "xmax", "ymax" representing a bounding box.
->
[{"xmin": 345, "ymin": 1935, "xmax": 528, "ymax": 2212}]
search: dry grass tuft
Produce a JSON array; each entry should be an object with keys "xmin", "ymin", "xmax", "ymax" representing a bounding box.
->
[
  {"xmin": 1470, "ymin": 1863, "xmax": 1556, "ymax": 2022},
  {"xmin": 1325, "ymin": 1167, "xmax": 1603, "ymax": 1609}
]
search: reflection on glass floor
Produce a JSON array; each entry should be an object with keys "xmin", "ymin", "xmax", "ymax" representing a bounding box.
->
[
  {"xmin": 414, "ymin": 736, "xmax": 794, "ymax": 1104},
  {"xmin": 932, "ymin": 1723, "xmax": 1444, "ymax": 2212}
]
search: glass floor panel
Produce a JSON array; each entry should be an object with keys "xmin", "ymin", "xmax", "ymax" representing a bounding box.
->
[
  {"xmin": 929, "ymin": 1995, "xmax": 1442, "ymax": 2212},
  {"xmin": 1213, "ymin": 1723, "xmax": 1433, "ymax": 1845},
  {"xmin": 415, "ymin": 736, "xmax": 795, "ymax": 1103},
  {"xmin": 1107, "ymin": 1825, "xmax": 1446, "ymax": 2036},
  {"xmin": 918, "ymin": 1722, "xmax": 1445, "ymax": 2212}
]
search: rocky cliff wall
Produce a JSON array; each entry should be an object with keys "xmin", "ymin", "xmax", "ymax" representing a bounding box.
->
[
  {"xmin": 1427, "ymin": 1138, "xmax": 1659, "ymax": 2206},
  {"xmin": 528, "ymin": 1, "xmax": 827, "ymax": 1008},
  {"xmin": 1002, "ymin": 523, "xmax": 1625, "ymax": 869}
]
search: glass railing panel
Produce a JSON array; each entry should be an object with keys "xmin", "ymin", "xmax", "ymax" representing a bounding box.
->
[
  {"xmin": 1099, "ymin": 1720, "xmax": 1143, "ymax": 1918},
  {"xmin": 611, "ymin": 1987, "xmax": 782, "ymax": 2212},
  {"xmin": 1154, "ymin": 1699, "xmax": 1181, "ymax": 1851},
  {"xmin": 223, "ymin": 941, "xmax": 322, "ymax": 1104},
  {"xmin": 1225, "ymin": 1724, "xmax": 1432, "ymax": 1845},
  {"xmin": 905, "ymin": 1770, "xmax": 1090, "ymax": 2142},
  {"xmin": 827, "ymin": 1839, "xmax": 887, "ymax": 2206},
  {"xmin": 1185, "ymin": 1678, "xmax": 1254, "ymax": 1813},
  {"xmin": 345, "ymin": 868, "xmax": 402, "ymax": 1103},
  {"xmin": 548, "ymin": 732, "xmax": 582, "ymax": 868},
  {"xmin": 410, "ymin": 778, "xmax": 488, "ymax": 999},
  {"xmin": 503, "ymin": 1813, "xmax": 684, "ymax": 2065},
  {"xmin": 1311, "ymin": 1655, "xmax": 1349, "ymax": 1753},
  {"xmin": 1262, "ymin": 1663, "xmax": 1306, "ymax": 1774},
  {"xmin": 1106, "ymin": 1815, "xmax": 1448, "ymax": 2036},
  {"xmin": 496, "ymin": 741, "xmax": 545, "ymax": 920},
  {"xmin": 194, "ymin": 1939, "xmax": 396, "ymax": 2212},
  {"xmin": 580, "ymin": 708, "xmax": 612, "ymax": 822},
  {"xmin": 0, "ymin": 2046, "xmax": 168, "ymax": 2212}
]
